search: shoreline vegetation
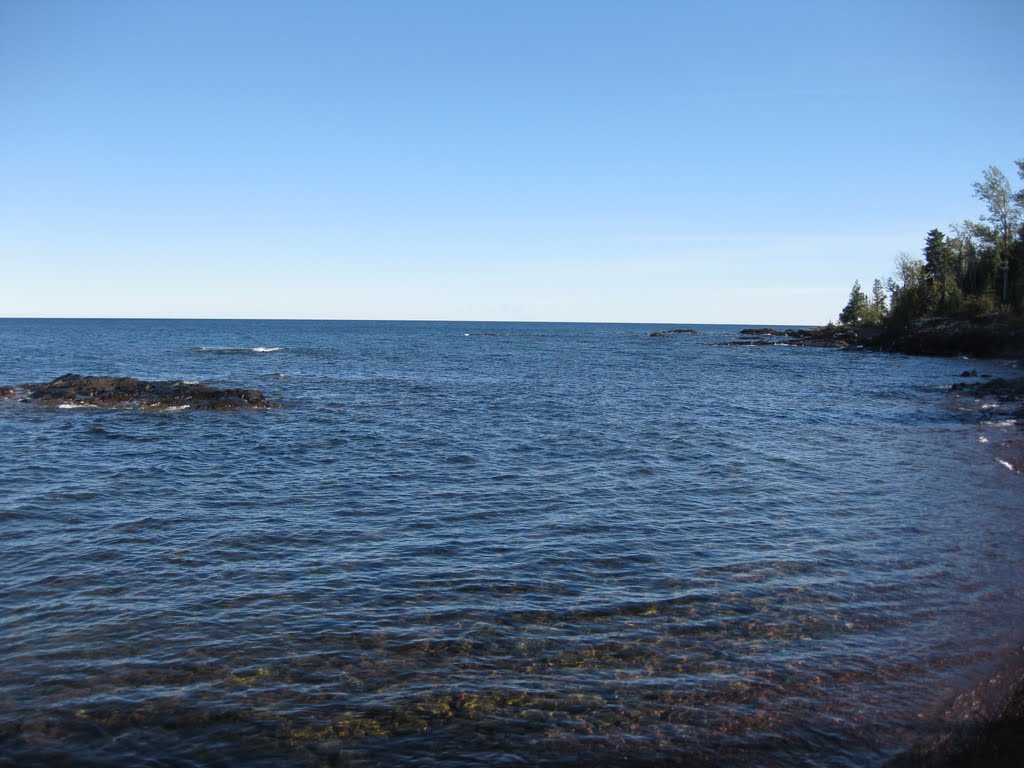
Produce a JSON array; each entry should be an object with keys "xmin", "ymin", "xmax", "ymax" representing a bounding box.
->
[{"xmin": 826, "ymin": 158, "xmax": 1024, "ymax": 359}]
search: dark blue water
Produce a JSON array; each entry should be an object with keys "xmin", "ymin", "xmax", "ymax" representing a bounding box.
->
[{"xmin": 1, "ymin": 319, "xmax": 1022, "ymax": 767}]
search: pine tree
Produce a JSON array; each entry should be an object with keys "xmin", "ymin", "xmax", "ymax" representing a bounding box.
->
[
  {"xmin": 923, "ymin": 228, "xmax": 955, "ymax": 311},
  {"xmin": 839, "ymin": 280, "xmax": 869, "ymax": 325},
  {"xmin": 869, "ymin": 279, "xmax": 888, "ymax": 324}
]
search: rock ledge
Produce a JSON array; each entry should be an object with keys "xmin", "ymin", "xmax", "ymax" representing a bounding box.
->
[{"xmin": 1, "ymin": 374, "xmax": 278, "ymax": 410}]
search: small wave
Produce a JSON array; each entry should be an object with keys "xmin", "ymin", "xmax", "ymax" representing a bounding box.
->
[
  {"xmin": 58, "ymin": 403, "xmax": 95, "ymax": 409},
  {"xmin": 981, "ymin": 419, "xmax": 1017, "ymax": 428},
  {"xmin": 194, "ymin": 347, "xmax": 285, "ymax": 354}
]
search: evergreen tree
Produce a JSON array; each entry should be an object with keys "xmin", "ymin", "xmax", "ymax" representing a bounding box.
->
[
  {"xmin": 839, "ymin": 280, "xmax": 869, "ymax": 325},
  {"xmin": 922, "ymin": 228, "xmax": 956, "ymax": 312},
  {"xmin": 869, "ymin": 278, "xmax": 888, "ymax": 323},
  {"xmin": 837, "ymin": 158, "xmax": 1024, "ymax": 325}
]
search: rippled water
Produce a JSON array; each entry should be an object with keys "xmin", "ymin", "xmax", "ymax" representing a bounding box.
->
[{"xmin": 1, "ymin": 319, "xmax": 1022, "ymax": 767}]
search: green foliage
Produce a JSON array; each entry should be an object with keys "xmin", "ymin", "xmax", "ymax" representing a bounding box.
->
[
  {"xmin": 839, "ymin": 158, "xmax": 1024, "ymax": 326},
  {"xmin": 960, "ymin": 290, "xmax": 999, "ymax": 318},
  {"xmin": 839, "ymin": 280, "xmax": 869, "ymax": 325},
  {"xmin": 973, "ymin": 165, "xmax": 1022, "ymax": 305},
  {"xmin": 861, "ymin": 278, "xmax": 888, "ymax": 325}
]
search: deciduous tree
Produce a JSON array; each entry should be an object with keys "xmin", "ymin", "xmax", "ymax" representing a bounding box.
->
[{"xmin": 973, "ymin": 165, "xmax": 1021, "ymax": 305}]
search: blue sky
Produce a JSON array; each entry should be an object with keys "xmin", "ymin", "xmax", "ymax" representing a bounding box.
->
[{"xmin": 1, "ymin": 0, "xmax": 1022, "ymax": 323}]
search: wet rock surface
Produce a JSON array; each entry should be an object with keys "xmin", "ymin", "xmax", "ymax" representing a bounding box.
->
[
  {"xmin": 888, "ymin": 671, "xmax": 1024, "ymax": 767},
  {"xmin": 720, "ymin": 326, "xmax": 883, "ymax": 349},
  {"xmin": 1, "ymin": 374, "xmax": 278, "ymax": 410},
  {"xmin": 950, "ymin": 376, "xmax": 1024, "ymax": 426},
  {"xmin": 949, "ymin": 376, "xmax": 1024, "ymax": 401},
  {"xmin": 739, "ymin": 327, "xmax": 789, "ymax": 336},
  {"xmin": 649, "ymin": 328, "xmax": 700, "ymax": 337}
]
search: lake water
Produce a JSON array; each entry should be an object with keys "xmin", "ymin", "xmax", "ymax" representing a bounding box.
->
[{"xmin": 0, "ymin": 319, "xmax": 1021, "ymax": 766}]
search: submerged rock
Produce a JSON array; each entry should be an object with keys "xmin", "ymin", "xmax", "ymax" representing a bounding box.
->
[{"xmin": 2, "ymin": 374, "xmax": 278, "ymax": 411}]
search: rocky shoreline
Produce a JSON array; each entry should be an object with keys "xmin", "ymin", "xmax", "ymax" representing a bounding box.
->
[
  {"xmin": 0, "ymin": 373, "xmax": 278, "ymax": 410},
  {"xmin": 888, "ymin": 669, "xmax": 1024, "ymax": 767},
  {"xmin": 721, "ymin": 318, "xmax": 1024, "ymax": 358},
  {"xmin": 722, "ymin": 320, "xmax": 1024, "ymax": 765}
]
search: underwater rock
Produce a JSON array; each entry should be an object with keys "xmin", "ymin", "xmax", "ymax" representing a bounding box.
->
[{"xmin": 3, "ymin": 373, "xmax": 278, "ymax": 411}]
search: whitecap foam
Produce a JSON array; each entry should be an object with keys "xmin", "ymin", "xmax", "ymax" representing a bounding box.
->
[
  {"xmin": 996, "ymin": 458, "xmax": 1016, "ymax": 472},
  {"xmin": 58, "ymin": 403, "xmax": 95, "ymax": 409},
  {"xmin": 194, "ymin": 346, "xmax": 284, "ymax": 354},
  {"xmin": 982, "ymin": 419, "xmax": 1017, "ymax": 428}
]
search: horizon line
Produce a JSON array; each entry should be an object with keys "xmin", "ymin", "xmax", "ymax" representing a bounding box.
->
[{"xmin": 0, "ymin": 316, "xmax": 821, "ymax": 327}]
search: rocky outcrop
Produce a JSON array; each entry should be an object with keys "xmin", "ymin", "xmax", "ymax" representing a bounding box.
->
[
  {"xmin": 881, "ymin": 318, "xmax": 1024, "ymax": 357},
  {"xmin": 649, "ymin": 329, "xmax": 699, "ymax": 337},
  {"xmin": 785, "ymin": 326, "xmax": 885, "ymax": 348},
  {"xmin": 1, "ymin": 374, "xmax": 278, "ymax": 410},
  {"xmin": 723, "ymin": 319, "xmax": 1024, "ymax": 358},
  {"xmin": 950, "ymin": 377, "xmax": 1024, "ymax": 422},
  {"xmin": 721, "ymin": 326, "xmax": 884, "ymax": 349}
]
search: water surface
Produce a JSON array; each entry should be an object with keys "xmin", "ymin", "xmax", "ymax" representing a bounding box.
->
[{"xmin": 1, "ymin": 319, "xmax": 1021, "ymax": 766}]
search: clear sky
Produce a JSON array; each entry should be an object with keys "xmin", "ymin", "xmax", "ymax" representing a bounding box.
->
[{"xmin": 1, "ymin": 0, "xmax": 1022, "ymax": 324}]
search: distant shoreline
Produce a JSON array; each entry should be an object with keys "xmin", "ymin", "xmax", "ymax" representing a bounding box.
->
[{"xmin": 727, "ymin": 319, "xmax": 1024, "ymax": 359}]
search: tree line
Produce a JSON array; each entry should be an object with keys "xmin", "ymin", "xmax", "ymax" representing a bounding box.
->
[{"xmin": 839, "ymin": 159, "xmax": 1024, "ymax": 327}]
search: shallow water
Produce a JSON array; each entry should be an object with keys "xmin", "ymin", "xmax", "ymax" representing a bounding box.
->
[{"xmin": 0, "ymin": 319, "xmax": 1022, "ymax": 766}]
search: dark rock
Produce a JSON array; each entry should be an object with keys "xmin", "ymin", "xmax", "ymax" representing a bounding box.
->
[
  {"xmin": 739, "ymin": 328, "xmax": 788, "ymax": 336},
  {"xmin": 961, "ymin": 370, "xmax": 979, "ymax": 377},
  {"xmin": 781, "ymin": 326, "xmax": 885, "ymax": 348},
  {"xmin": 649, "ymin": 329, "xmax": 699, "ymax": 337},
  {"xmin": 5, "ymin": 374, "xmax": 278, "ymax": 411},
  {"xmin": 883, "ymin": 318, "xmax": 1024, "ymax": 358},
  {"xmin": 734, "ymin": 319, "xmax": 1024, "ymax": 358},
  {"xmin": 888, "ymin": 671, "xmax": 1024, "ymax": 767},
  {"xmin": 951, "ymin": 377, "xmax": 1024, "ymax": 402},
  {"xmin": 0, "ymin": 386, "xmax": 15, "ymax": 398}
]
